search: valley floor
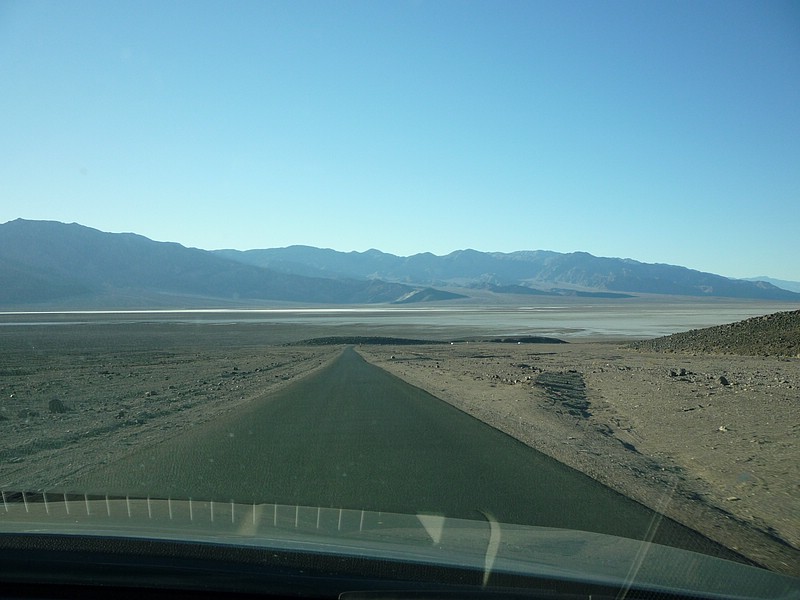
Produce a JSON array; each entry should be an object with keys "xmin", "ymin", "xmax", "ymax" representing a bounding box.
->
[{"xmin": 0, "ymin": 329, "xmax": 797, "ymax": 576}]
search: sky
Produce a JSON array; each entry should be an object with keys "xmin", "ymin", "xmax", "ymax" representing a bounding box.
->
[{"xmin": 1, "ymin": 0, "xmax": 799, "ymax": 281}]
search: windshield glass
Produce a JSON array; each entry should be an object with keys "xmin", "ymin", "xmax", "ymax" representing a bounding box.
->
[{"xmin": 1, "ymin": 1, "xmax": 799, "ymax": 596}]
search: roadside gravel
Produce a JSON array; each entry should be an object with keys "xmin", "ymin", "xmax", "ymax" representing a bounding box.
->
[
  {"xmin": 0, "ymin": 341, "xmax": 340, "ymax": 490},
  {"xmin": 357, "ymin": 341, "xmax": 799, "ymax": 576}
]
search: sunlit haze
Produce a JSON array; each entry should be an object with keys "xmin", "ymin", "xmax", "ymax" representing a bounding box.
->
[{"xmin": 1, "ymin": 0, "xmax": 798, "ymax": 280}]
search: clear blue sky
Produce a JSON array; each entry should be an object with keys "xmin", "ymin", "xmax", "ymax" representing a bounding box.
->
[{"xmin": 2, "ymin": 0, "xmax": 799, "ymax": 280}]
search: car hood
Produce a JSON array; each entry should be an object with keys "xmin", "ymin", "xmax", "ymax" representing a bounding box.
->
[{"xmin": 1, "ymin": 491, "xmax": 798, "ymax": 599}]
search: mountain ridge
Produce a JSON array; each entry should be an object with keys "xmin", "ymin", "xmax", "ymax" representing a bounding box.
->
[
  {"xmin": 0, "ymin": 220, "xmax": 463, "ymax": 308},
  {"xmin": 214, "ymin": 245, "xmax": 800, "ymax": 301},
  {"xmin": 742, "ymin": 276, "xmax": 800, "ymax": 294},
  {"xmin": 1, "ymin": 219, "xmax": 798, "ymax": 308}
]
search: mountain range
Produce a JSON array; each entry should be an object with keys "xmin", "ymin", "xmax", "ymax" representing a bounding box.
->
[
  {"xmin": 1, "ymin": 219, "xmax": 798, "ymax": 309},
  {"xmin": 742, "ymin": 276, "xmax": 800, "ymax": 294}
]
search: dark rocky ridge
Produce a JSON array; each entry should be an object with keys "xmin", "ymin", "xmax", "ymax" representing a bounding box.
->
[{"xmin": 631, "ymin": 310, "xmax": 800, "ymax": 357}]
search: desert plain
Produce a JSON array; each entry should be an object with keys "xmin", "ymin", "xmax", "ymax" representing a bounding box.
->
[{"xmin": 0, "ymin": 311, "xmax": 798, "ymax": 576}]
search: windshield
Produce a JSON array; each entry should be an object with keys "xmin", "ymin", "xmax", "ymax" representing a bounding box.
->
[{"xmin": 1, "ymin": 1, "xmax": 799, "ymax": 598}]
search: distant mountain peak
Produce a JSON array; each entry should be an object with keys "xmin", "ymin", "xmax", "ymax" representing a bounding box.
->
[
  {"xmin": 0, "ymin": 220, "xmax": 462, "ymax": 308},
  {"xmin": 742, "ymin": 276, "xmax": 800, "ymax": 294},
  {"xmin": 3, "ymin": 219, "xmax": 799, "ymax": 306},
  {"xmin": 214, "ymin": 242, "xmax": 800, "ymax": 301}
]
